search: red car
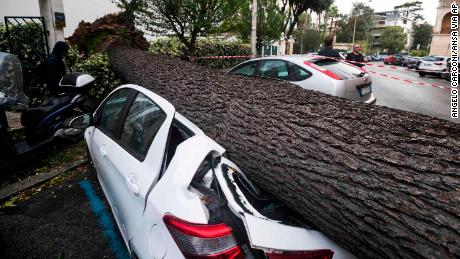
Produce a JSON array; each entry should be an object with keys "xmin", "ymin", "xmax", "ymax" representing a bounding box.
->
[
  {"xmin": 384, "ymin": 55, "xmax": 404, "ymax": 65},
  {"xmin": 384, "ymin": 55, "xmax": 397, "ymax": 65}
]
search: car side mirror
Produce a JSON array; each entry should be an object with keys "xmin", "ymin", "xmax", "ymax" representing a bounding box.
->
[{"xmin": 70, "ymin": 114, "xmax": 94, "ymax": 129}]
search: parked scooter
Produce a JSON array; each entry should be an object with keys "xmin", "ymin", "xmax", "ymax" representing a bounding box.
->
[{"xmin": 0, "ymin": 52, "xmax": 98, "ymax": 161}]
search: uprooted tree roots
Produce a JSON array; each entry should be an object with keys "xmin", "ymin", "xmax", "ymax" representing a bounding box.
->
[{"xmin": 108, "ymin": 46, "xmax": 460, "ymax": 259}]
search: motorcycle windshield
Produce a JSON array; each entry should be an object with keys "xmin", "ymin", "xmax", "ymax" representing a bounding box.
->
[{"xmin": 0, "ymin": 52, "xmax": 28, "ymax": 108}]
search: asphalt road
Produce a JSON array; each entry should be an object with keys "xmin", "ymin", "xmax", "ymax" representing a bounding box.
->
[
  {"xmin": 366, "ymin": 62, "xmax": 456, "ymax": 123},
  {"xmin": 0, "ymin": 166, "xmax": 126, "ymax": 259}
]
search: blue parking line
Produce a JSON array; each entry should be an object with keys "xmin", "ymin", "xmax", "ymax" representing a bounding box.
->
[{"xmin": 79, "ymin": 179, "xmax": 130, "ymax": 259}]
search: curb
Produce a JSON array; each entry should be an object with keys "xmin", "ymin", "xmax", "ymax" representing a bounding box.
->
[{"xmin": 0, "ymin": 158, "xmax": 87, "ymax": 202}]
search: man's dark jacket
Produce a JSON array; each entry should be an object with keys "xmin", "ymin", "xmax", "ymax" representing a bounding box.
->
[
  {"xmin": 318, "ymin": 47, "xmax": 341, "ymax": 58},
  {"xmin": 46, "ymin": 41, "xmax": 68, "ymax": 95}
]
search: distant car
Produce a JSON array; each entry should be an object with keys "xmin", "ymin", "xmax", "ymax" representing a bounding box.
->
[
  {"xmin": 405, "ymin": 57, "xmax": 423, "ymax": 69},
  {"xmin": 379, "ymin": 54, "xmax": 389, "ymax": 61},
  {"xmin": 417, "ymin": 56, "xmax": 451, "ymax": 77},
  {"xmin": 442, "ymin": 61, "xmax": 451, "ymax": 81},
  {"xmin": 228, "ymin": 55, "xmax": 376, "ymax": 104},
  {"xmin": 384, "ymin": 54, "xmax": 404, "ymax": 65},
  {"xmin": 74, "ymin": 85, "xmax": 356, "ymax": 259},
  {"xmin": 369, "ymin": 55, "xmax": 381, "ymax": 62}
]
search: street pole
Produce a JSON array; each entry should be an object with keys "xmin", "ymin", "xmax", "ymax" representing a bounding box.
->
[
  {"xmin": 352, "ymin": 17, "xmax": 357, "ymax": 46},
  {"xmin": 251, "ymin": 0, "xmax": 257, "ymax": 58}
]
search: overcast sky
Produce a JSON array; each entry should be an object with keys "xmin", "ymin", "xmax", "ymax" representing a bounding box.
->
[{"xmin": 0, "ymin": 0, "xmax": 438, "ymax": 38}]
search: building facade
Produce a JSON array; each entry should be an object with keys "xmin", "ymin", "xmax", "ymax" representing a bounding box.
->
[
  {"xmin": 371, "ymin": 10, "xmax": 413, "ymax": 51},
  {"xmin": 430, "ymin": 0, "xmax": 459, "ymax": 56}
]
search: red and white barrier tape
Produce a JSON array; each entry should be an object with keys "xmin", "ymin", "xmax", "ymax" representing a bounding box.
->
[
  {"xmin": 194, "ymin": 55, "xmax": 252, "ymax": 60},
  {"xmin": 367, "ymin": 70, "xmax": 450, "ymax": 91}
]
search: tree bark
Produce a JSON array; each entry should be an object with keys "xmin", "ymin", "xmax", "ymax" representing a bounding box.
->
[{"xmin": 108, "ymin": 47, "xmax": 460, "ymax": 259}]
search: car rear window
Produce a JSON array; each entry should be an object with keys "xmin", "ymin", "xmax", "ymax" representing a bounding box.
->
[
  {"xmin": 313, "ymin": 59, "xmax": 363, "ymax": 80},
  {"xmin": 423, "ymin": 56, "xmax": 444, "ymax": 62}
]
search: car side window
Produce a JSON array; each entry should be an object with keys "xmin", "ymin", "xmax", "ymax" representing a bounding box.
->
[
  {"xmin": 230, "ymin": 61, "xmax": 257, "ymax": 76},
  {"xmin": 291, "ymin": 64, "xmax": 312, "ymax": 81},
  {"xmin": 97, "ymin": 88, "xmax": 132, "ymax": 139},
  {"xmin": 120, "ymin": 93, "xmax": 166, "ymax": 161},
  {"xmin": 259, "ymin": 60, "xmax": 289, "ymax": 80}
]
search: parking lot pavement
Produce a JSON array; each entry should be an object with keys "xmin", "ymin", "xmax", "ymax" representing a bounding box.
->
[
  {"xmin": 365, "ymin": 62, "xmax": 456, "ymax": 123},
  {"xmin": 0, "ymin": 165, "xmax": 128, "ymax": 259}
]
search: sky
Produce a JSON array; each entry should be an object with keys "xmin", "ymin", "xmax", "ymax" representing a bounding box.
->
[
  {"xmin": 0, "ymin": 0, "xmax": 439, "ymax": 38},
  {"xmin": 334, "ymin": 0, "xmax": 438, "ymax": 25}
]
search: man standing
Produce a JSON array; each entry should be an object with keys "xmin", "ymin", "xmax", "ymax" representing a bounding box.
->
[
  {"xmin": 346, "ymin": 44, "xmax": 366, "ymax": 66},
  {"xmin": 318, "ymin": 36, "xmax": 341, "ymax": 59},
  {"xmin": 45, "ymin": 41, "xmax": 69, "ymax": 95}
]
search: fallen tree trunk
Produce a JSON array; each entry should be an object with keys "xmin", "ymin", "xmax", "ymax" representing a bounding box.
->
[{"xmin": 108, "ymin": 46, "xmax": 460, "ymax": 259}]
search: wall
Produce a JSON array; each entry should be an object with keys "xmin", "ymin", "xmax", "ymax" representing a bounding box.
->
[{"xmin": 0, "ymin": 0, "xmax": 120, "ymax": 37}]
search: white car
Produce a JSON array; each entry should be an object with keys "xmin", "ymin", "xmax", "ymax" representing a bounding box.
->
[
  {"xmin": 71, "ymin": 85, "xmax": 356, "ymax": 259},
  {"xmin": 417, "ymin": 56, "xmax": 451, "ymax": 77},
  {"xmin": 228, "ymin": 55, "xmax": 376, "ymax": 104}
]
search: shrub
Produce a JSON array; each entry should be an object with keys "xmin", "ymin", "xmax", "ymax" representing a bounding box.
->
[
  {"xmin": 67, "ymin": 45, "xmax": 122, "ymax": 100},
  {"xmin": 0, "ymin": 23, "xmax": 47, "ymax": 96},
  {"xmin": 194, "ymin": 39, "xmax": 251, "ymax": 69},
  {"xmin": 409, "ymin": 49, "xmax": 428, "ymax": 57},
  {"xmin": 0, "ymin": 24, "xmax": 9, "ymax": 52},
  {"xmin": 149, "ymin": 37, "xmax": 251, "ymax": 68},
  {"xmin": 148, "ymin": 36, "xmax": 185, "ymax": 57}
]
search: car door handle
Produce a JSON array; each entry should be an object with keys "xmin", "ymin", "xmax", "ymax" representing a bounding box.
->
[
  {"xmin": 100, "ymin": 147, "xmax": 107, "ymax": 158},
  {"xmin": 126, "ymin": 176, "xmax": 140, "ymax": 195}
]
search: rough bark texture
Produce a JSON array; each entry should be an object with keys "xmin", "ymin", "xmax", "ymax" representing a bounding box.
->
[{"xmin": 108, "ymin": 47, "xmax": 460, "ymax": 259}]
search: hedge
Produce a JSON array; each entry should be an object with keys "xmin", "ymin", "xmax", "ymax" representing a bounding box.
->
[{"xmin": 149, "ymin": 37, "xmax": 251, "ymax": 68}]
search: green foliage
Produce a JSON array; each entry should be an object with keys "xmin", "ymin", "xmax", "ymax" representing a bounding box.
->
[
  {"xmin": 409, "ymin": 49, "xmax": 428, "ymax": 57},
  {"xmin": 395, "ymin": 1, "xmax": 424, "ymax": 22},
  {"xmin": 0, "ymin": 23, "xmax": 47, "ymax": 96},
  {"xmin": 0, "ymin": 24, "xmax": 9, "ymax": 52},
  {"xmin": 282, "ymin": 0, "xmax": 334, "ymax": 37},
  {"xmin": 194, "ymin": 39, "xmax": 251, "ymax": 68},
  {"xmin": 110, "ymin": 0, "xmax": 146, "ymax": 25},
  {"xmin": 149, "ymin": 37, "xmax": 251, "ymax": 68},
  {"xmin": 79, "ymin": 31, "xmax": 110, "ymax": 54},
  {"xmin": 148, "ymin": 36, "xmax": 185, "ymax": 57},
  {"xmin": 67, "ymin": 45, "xmax": 122, "ymax": 99},
  {"xmin": 294, "ymin": 29, "xmax": 322, "ymax": 53},
  {"xmin": 221, "ymin": 0, "xmax": 284, "ymax": 47},
  {"xmin": 336, "ymin": 3, "xmax": 374, "ymax": 43},
  {"xmin": 412, "ymin": 23, "xmax": 432, "ymax": 50},
  {"xmin": 380, "ymin": 26, "xmax": 407, "ymax": 53},
  {"xmin": 141, "ymin": 0, "xmax": 243, "ymax": 56}
]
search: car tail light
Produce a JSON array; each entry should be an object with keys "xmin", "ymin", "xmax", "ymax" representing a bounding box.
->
[
  {"xmin": 304, "ymin": 61, "xmax": 341, "ymax": 80},
  {"xmin": 434, "ymin": 62, "xmax": 443, "ymax": 66},
  {"xmin": 163, "ymin": 214, "xmax": 243, "ymax": 259},
  {"xmin": 266, "ymin": 249, "xmax": 334, "ymax": 259}
]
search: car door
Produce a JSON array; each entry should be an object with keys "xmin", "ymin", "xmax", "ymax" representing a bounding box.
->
[
  {"xmin": 258, "ymin": 59, "xmax": 293, "ymax": 81},
  {"xmin": 87, "ymin": 87, "xmax": 135, "ymax": 207},
  {"xmin": 228, "ymin": 60, "xmax": 259, "ymax": 76},
  {"xmin": 103, "ymin": 86, "xmax": 175, "ymax": 245}
]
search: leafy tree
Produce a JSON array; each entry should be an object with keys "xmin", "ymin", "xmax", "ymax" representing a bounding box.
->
[
  {"xmin": 412, "ymin": 23, "xmax": 432, "ymax": 50},
  {"xmin": 336, "ymin": 2, "xmax": 374, "ymax": 43},
  {"xmin": 327, "ymin": 5, "xmax": 339, "ymax": 35},
  {"xmin": 380, "ymin": 26, "xmax": 407, "ymax": 53},
  {"xmin": 279, "ymin": 0, "xmax": 333, "ymax": 38},
  {"xmin": 394, "ymin": 1, "xmax": 424, "ymax": 22},
  {"xmin": 140, "ymin": 0, "xmax": 242, "ymax": 56},
  {"xmin": 221, "ymin": 0, "xmax": 285, "ymax": 48},
  {"xmin": 110, "ymin": 0, "xmax": 145, "ymax": 25}
]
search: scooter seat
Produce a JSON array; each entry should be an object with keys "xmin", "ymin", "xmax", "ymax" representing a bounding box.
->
[{"xmin": 21, "ymin": 94, "xmax": 74, "ymax": 129}]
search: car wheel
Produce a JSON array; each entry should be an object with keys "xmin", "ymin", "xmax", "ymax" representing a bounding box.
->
[{"xmin": 419, "ymin": 72, "xmax": 426, "ymax": 77}]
